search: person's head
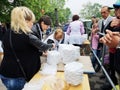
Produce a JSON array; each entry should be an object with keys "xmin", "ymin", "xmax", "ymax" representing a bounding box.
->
[
  {"xmin": 93, "ymin": 18, "xmax": 99, "ymax": 24},
  {"xmin": 72, "ymin": 15, "xmax": 79, "ymax": 21},
  {"xmin": 101, "ymin": 6, "xmax": 111, "ymax": 19},
  {"xmin": 113, "ymin": 0, "xmax": 120, "ymax": 19},
  {"xmin": 54, "ymin": 28, "xmax": 64, "ymax": 41},
  {"xmin": 38, "ymin": 15, "xmax": 51, "ymax": 31},
  {"xmin": 11, "ymin": 6, "xmax": 35, "ymax": 34},
  {"xmin": 91, "ymin": 15, "xmax": 96, "ymax": 23}
]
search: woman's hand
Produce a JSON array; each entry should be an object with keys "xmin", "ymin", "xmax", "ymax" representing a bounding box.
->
[
  {"xmin": 52, "ymin": 43, "xmax": 56, "ymax": 49},
  {"xmin": 42, "ymin": 51, "xmax": 48, "ymax": 57}
]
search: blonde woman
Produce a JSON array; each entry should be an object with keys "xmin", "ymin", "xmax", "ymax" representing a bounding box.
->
[
  {"xmin": 44, "ymin": 28, "xmax": 69, "ymax": 50},
  {"xmin": 0, "ymin": 6, "xmax": 55, "ymax": 90},
  {"xmin": 44, "ymin": 28, "xmax": 69, "ymax": 44}
]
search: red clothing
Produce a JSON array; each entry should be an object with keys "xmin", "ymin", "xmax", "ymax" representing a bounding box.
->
[{"xmin": 109, "ymin": 48, "xmax": 116, "ymax": 53}]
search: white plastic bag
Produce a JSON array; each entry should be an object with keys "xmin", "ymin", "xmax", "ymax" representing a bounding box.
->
[
  {"xmin": 47, "ymin": 51, "xmax": 61, "ymax": 65},
  {"xmin": 23, "ymin": 75, "xmax": 65, "ymax": 90},
  {"xmin": 58, "ymin": 44, "xmax": 80, "ymax": 64},
  {"xmin": 64, "ymin": 62, "xmax": 83, "ymax": 86},
  {"xmin": 40, "ymin": 63, "xmax": 57, "ymax": 75}
]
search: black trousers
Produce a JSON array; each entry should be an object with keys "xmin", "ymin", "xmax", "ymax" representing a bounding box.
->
[
  {"xmin": 109, "ymin": 52, "xmax": 118, "ymax": 85},
  {"xmin": 115, "ymin": 49, "xmax": 120, "ymax": 75}
]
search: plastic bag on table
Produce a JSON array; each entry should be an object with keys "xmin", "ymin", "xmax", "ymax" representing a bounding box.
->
[
  {"xmin": 58, "ymin": 44, "xmax": 80, "ymax": 64},
  {"xmin": 47, "ymin": 51, "xmax": 61, "ymax": 65},
  {"xmin": 40, "ymin": 63, "xmax": 57, "ymax": 75},
  {"xmin": 64, "ymin": 62, "xmax": 83, "ymax": 86}
]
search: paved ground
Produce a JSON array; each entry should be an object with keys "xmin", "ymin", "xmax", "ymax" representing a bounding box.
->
[
  {"xmin": 88, "ymin": 70, "xmax": 106, "ymax": 90},
  {"xmin": 89, "ymin": 68, "xmax": 116, "ymax": 90}
]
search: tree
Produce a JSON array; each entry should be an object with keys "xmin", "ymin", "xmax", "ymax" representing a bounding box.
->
[
  {"xmin": 0, "ymin": 0, "xmax": 71, "ymax": 26},
  {"xmin": 80, "ymin": 2, "xmax": 102, "ymax": 19}
]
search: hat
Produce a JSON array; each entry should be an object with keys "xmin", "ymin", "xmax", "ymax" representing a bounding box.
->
[{"xmin": 113, "ymin": 0, "xmax": 120, "ymax": 8}]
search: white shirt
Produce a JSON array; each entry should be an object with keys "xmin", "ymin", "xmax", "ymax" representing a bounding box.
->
[{"xmin": 44, "ymin": 32, "xmax": 69, "ymax": 44}]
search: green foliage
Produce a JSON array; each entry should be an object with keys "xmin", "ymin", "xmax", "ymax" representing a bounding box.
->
[
  {"xmin": 0, "ymin": 0, "xmax": 71, "ymax": 26},
  {"xmin": 110, "ymin": 9, "xmax": 115, "ymax": 16},
  {"xmin": 80, "ymin": 2, "xmax": 115, "ymax": 19},
  {"xmin": 0, "ymin": 0, "xmax": 12, "ymax": 22},
  {"xmin": 57, "ymin": 8, "xmax": 71, "ymax": 24},
  {"xmin": 80, "ymin": 2, "xmax": 102, "ymax": 19}
]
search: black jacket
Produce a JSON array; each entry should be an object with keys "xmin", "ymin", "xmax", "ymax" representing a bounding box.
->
[
  {"xmin": 32, "ymin": 23, "xmax": 43, "ymax": 40},
  {"xmin": 0, "ymin": 29, "xmax": 53, "ymax": 81},
  {"xmin": 31, "ymin": 23, "xmax": 44, "ymax": 55}
]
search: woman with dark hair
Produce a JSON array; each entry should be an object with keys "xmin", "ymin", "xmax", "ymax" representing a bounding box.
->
[
  {"xmin": 72, "ymin": 15, "xmax": 80, "ymax": 21},
  {"xmin": 66, "ymin": 15, "xmax": 85, "ymax": 46},
  {"xmin": 32, "ymin": 15, "xmax": 52, "ymax": 40},
  {"xmin": 31, "ymin": 15, "xmax": 52, "ymax": 55}
]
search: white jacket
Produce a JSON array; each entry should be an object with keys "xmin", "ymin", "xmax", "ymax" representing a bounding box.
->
[{"xmin": 44, "ymin": 32, "xmax": 69, "ymax": 45}]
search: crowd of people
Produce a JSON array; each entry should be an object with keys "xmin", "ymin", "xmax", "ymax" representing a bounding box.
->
[
  {"xmin": 0, "ymin": 0, "xmax": 120, "ymax": 90},
  {"xmin": 90, "ymin": 0, "xmax": 120, "ymax": 90}
]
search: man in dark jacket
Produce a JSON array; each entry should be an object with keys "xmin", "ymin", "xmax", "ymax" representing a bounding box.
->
[{"xmin": 100, "ymin": 0, "xmax": 120, "ymax": 89}]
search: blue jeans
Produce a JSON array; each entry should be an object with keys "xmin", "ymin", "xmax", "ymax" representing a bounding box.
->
[{"xmin": 0, "ymin": 75, "xmax": 26, "ymax": 90}]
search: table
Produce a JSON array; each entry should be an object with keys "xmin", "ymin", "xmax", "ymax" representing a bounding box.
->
[
  {"xmin": 41, "ymin": 56, "xmax": 95, "ymax": 74},
  {"xmin": 78, "ymin": 56, "xmax": 95, "ymax": 74},
  {"xmin": 57, "ymin": 56, "xmax": 95, "ymax": 73},
  {"xmin": 26, "ymin": 72, "xmax": 90, "ymax": 90}
]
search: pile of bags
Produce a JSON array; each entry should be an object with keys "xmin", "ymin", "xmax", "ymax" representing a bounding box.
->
[
  {"xmin": 58, "ymin": 44, "xmax": 80, "ymax": 64},
  {"xmin": 64, "ymin": 62, "xmax": 83, "ymax": 86},
  {"xmin": 46, "ymin": 44, "xmax": 80, "ymax": 65},
  {"xmin": 42, "ymin": 44, "xmax": 81, "ymax": 81},
  {"xmin": 47, "ymin": 51, "xmax": 61, "ymax": 65}
]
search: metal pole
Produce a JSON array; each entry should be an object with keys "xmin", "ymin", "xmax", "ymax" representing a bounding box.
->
[{"xmin": 90, "ymin": 46, "xmax": 117, "ymax": 90}]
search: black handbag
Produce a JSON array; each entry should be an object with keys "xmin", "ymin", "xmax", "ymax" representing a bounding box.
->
[{"xmin": 9, "ymin": 30, "xmax": 27, "ymax": 81}]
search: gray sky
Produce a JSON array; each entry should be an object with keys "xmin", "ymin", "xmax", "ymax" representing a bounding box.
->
[{"xmin": 65, "ymin": 0, "xmax": 116, "ymax": 14}]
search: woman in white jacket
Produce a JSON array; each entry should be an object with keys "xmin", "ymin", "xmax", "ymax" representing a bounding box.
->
[
  {"xmin": 66, "ymin": 15, "xmax": 85, "ymax": 46},
  {"xmin": 44, "ymin": 28, "xmax": 69, "ymax": 49}
]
